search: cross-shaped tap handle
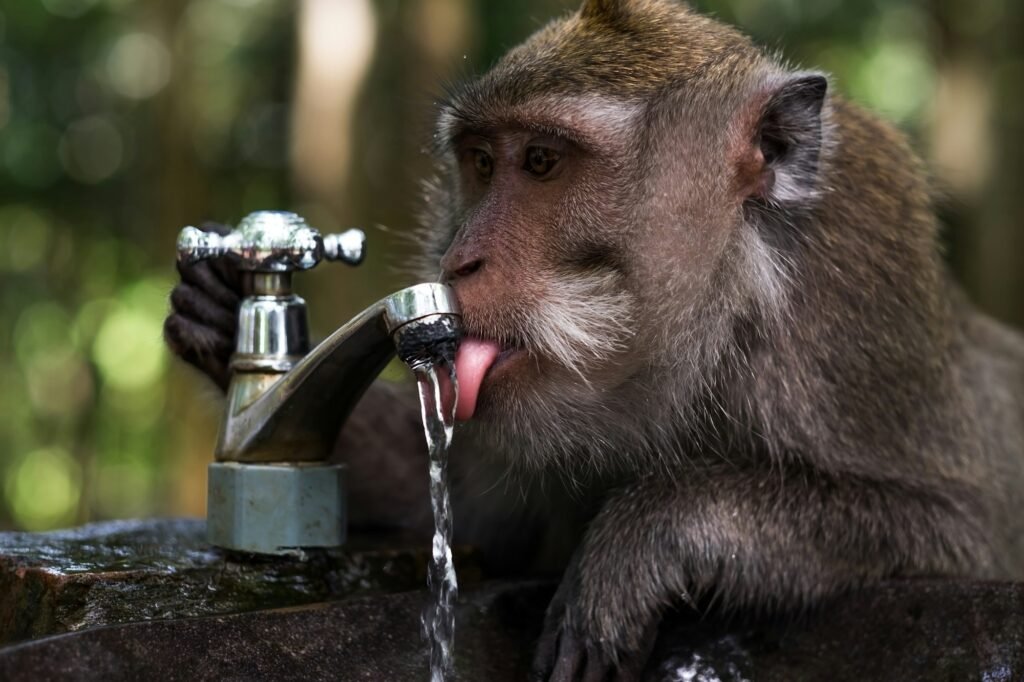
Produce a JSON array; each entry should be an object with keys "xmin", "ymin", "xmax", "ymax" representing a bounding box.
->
[{"xmin": 177, "ymin": 211, "xmax": 366, "ymax": 272}]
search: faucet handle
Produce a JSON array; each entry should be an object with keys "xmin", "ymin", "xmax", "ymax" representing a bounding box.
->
[
  {"xmin": 177, "ymin": 211, "xmax": 366, "ymax": 272},
  {"xmin": 323, "ymin": 229, "xmax": 366, "ymax": 266}
]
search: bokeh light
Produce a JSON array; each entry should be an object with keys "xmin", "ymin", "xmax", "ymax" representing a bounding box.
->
[
  {"xmin": 14, "ymin": 302, "xmax": 75, "ymax": 367},
  {"xmin": 854, "ymin": 41, "xmax": 934, "ymax": 123},
  {"xmin": 3, "ymin": 121, "xmax": 63, "ymax": 188},
  {"xmin": 105, "ymin": 32, "xmax": 171, "ymax": 100},
  {"xmin": 41, "ymin": 0, "xmax": 100, "ymax": 19},
  {"xmin": 0, "ymin": 205, "xmax": 51, "ymax": 272},
  {"xmin": 92, "ymin": 278, "xmax": 170, "ymax": 391},
  {"xmin": 4, "ymin": 447, "xmax": 82, "ymax": 531},
  {"xmin": 59, "ymin": 116, "xmax": 124, "ymax": 184}
]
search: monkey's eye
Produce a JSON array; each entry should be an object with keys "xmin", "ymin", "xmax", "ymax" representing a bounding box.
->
[
  {"xmin": 472, "ymin": 149, "xmax": 493, "ymax": 181},
  {"xmin": 523, "ymin": 146, "xmax": 560, "ymax": 177}
]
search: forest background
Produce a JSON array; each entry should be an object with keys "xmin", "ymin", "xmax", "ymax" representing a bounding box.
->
[{"xmin": 0, "ymin": 0, "xmax": 1020, "ymax": 530}]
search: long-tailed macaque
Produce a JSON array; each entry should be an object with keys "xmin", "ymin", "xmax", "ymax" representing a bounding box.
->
[{"xmin": 165, "ymin": 0, "xmax": 1024, "ymax": 678}]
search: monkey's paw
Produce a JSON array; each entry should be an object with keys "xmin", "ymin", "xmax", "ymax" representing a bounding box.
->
[
  {"xmin": 163, "ymin": 221, "xmax": 242, "ymax": 390},
  {"xmin": 530, "ymin": 581, "xmax": 657, "ymax": 682}
]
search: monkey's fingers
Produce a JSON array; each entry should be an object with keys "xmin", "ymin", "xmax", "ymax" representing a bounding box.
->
[
  {"xmin": 165, "ymin": 220, "xmax": 244, "ymax": 392},
  {"xmin": 170, "ymin": 281, "xmax": 237, "ymax": 334},
  {"xmin": 533, "ymin": 595, "xmax": 649, "ymax": 682},
  {"xmin": 181, "ymin": 221, "xmax": 246, "ymax": 300},
  {"xmin": 176, "ymin": 259, "xmax": 242, "ymax": 311},
  {"xmin": 164, "ymin": 313, "xmax": 233, "ymax": 391},
  {"xmin": 542, "ymin": 630, "xmax": 622, "ymax": 682},
  {"xmin": 541, "ymin": 630, "xmax": 583, "ymax": 681}
]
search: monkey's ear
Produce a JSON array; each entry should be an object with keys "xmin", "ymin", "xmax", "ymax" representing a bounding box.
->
[{"xmin": 745, "ymin": 73, "xmax": 828, "ymax": 205}]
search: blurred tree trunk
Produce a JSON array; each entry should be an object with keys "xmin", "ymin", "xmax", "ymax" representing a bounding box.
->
[
  {"xmin": 154, "ymin": 0, "xmax": 224, "ymax": 519},
  {"xmin": 977, "ymin": 2, "xmax": 1024, "ymax": 327},
  {"xmin": 298, "ymin": 0, "xmax": 475, "ymax": 336},
  {"xmin": 930, "ymin": 0, "xmax": 1024, "ymax": 326},
  {"xmin": 154, "ymin": 1, "xmax": 212, "ymax": 256},
  {"xmin": 290, "ymin": 0, "xmax": 376, "ymax": 222}
]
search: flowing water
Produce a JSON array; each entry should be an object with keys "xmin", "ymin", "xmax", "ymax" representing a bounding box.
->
[{"xmin": 413, "ymin": 363, "xmax": 458, "ymax": 682}]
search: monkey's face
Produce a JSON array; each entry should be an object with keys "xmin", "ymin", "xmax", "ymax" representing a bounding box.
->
[
  {"xmin": 424, "ymin": 95, "xmax": 742, "ymax": 471},
  {"xmin": 439, "ymin": 108, "xmax": 641, "ymax": 419},
  {"xmin": 420, "ymin": 3, "xmax": 828, "ymax": 472}
]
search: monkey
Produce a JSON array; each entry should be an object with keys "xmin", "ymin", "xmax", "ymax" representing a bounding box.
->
[{"xmin": 165, "ymin": 0, "xmax": 1024, "ymax": 679}]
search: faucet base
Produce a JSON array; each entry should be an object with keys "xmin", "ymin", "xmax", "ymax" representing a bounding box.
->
[{"xmin": 207, "ymin": 462, "xmax": 345, "ymax": 555}]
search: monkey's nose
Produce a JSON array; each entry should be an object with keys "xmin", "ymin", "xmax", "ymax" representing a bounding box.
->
[{"xmin": 441, "ymin": 254, "xmax": 484, "ymax": 282}]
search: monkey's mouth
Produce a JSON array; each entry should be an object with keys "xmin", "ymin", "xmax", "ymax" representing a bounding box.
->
[{"xmin": 453, "ymin": 337, "xmax": 523, "ymax": 421}]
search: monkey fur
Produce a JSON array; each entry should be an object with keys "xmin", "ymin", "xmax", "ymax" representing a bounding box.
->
[{"xmin": 165, "ymin": 1, "xmax": 1024, "ymax": 679}]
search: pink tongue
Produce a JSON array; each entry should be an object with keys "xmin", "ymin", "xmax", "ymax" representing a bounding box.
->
[{"xmin": 454, "ymin": 337, "xmax": 502, "ymax": 421}]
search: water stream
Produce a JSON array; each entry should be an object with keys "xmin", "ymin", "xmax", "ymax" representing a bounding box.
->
[{"xmin": 413, "ymin": 363, "xmax": 458, "ymax": 682}]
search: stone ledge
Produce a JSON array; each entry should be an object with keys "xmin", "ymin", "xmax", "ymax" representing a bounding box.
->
[
  {"xmin": 1, "ymin": 519, "xmax": 1022, "ymax": 680},
  {"xmin": 0, "ymin": 578, "xmax": 1022, "ymax": 680},
  {"xmin": 0, "ymin": 581, "xmax": 550, "ymax": 682},
  {"xmin": 0, "ymin": 518, "xmax": 480, "ymax": 646}
]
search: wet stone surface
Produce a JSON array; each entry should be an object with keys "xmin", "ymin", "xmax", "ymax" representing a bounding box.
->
[
  {"xmin": 0, "ymin": 580, "xmax": 552, "ymax": 682},
  {"xmin": 0, "ymin": 576, "xmax": 1022, "ymax": 681},
  {"xmin": 0, "ymin": 518, "xmax": 481, "ymax": 646},
  {"xmin": 1, "ymin": 519, "xmax": 1022, "ymax": 680}
]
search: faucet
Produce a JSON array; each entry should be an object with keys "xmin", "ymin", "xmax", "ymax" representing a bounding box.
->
[{"xmin": 177, "ymin": 211, "xmax": 461, "ymax": 555}]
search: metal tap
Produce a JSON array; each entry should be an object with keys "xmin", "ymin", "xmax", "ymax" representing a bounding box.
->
[{"xmin": 177, "ymin": 211, "xmax": 461, "ymax": 554}]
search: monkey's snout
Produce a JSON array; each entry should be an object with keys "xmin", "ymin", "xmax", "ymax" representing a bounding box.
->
[
  {"xmin": 449, "ymin": 258, "xmax": 484, "ymax": 280},
  {"xmin": 440, "ymin": 241, "xmax": 486, "ymax": 282}
]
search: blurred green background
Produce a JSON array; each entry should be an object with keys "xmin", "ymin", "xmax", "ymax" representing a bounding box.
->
[{"xmin": 0, "ymin": 0, "xmax": 1021, "ymax": 531}]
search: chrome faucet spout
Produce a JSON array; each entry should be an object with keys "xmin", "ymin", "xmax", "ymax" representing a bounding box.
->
[{"xmin": 217, "ymin": 282, "xmax": 460, "ymax": 463}]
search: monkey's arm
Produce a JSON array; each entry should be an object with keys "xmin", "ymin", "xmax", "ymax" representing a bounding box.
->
[{"xmin": 534, "ymin": 465, "xmax": 991, "ymax": 681}]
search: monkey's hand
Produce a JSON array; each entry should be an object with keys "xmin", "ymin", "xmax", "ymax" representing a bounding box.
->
[
  {"xmin": 532, "ymin": 545, "xmax": 659, "ymax": 682},
  {"xmin": 164, "ymin": 222, "xmax": 243, "ymax": 391},
  {"xmin": 531, "ymin": 466, "xmax": 990, "ymax": 681},
  {"xmin": 531, "ymin": 479, "xmax": 676, "ymax": 681}
]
